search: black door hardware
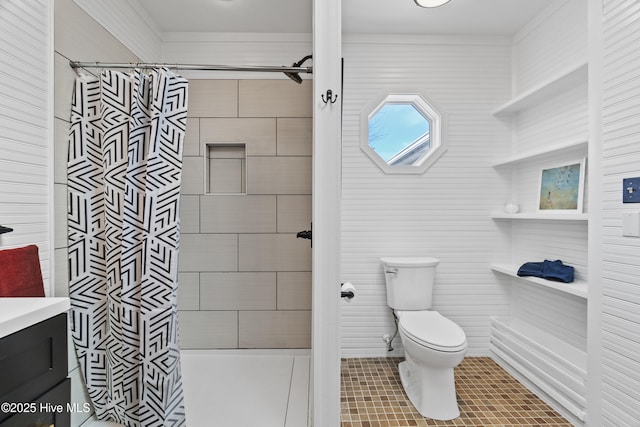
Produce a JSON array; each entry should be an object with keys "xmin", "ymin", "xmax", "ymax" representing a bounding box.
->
[
  {"xmin": 296, "ymin": 230, "xmax": 312, "ymax": 240},
  {"xmin": 296, "ymin": 223, "xmax": 312, "ymax": 247}
]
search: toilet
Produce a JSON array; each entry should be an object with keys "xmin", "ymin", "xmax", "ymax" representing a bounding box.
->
[{"xmin": 381, "ymin": 257, "xmax": 467, "ymax": 420}]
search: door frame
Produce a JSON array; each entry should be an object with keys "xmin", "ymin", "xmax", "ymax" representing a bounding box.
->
[{"xmin": 311, "ymin": 0, "xmax": 342, "ymax": 425}]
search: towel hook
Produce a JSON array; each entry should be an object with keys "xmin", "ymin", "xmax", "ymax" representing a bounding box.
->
[{"xmin": 321, "ymin": 89, "xmax": 338, "ymax": 104}]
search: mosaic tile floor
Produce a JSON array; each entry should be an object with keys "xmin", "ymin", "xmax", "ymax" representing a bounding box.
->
[{"xmin": 341, "ymin": 357, "xmax": 572, "ymax": 427}]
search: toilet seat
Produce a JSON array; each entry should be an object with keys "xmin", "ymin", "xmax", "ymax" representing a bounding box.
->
[{"xmin": 398, "ymin": 311, "xmax": 466, "ymax": 352}]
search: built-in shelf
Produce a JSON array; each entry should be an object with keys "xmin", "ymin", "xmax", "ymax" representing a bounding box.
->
[
  {"xmin": 491, "ymin": 263, "xmax": 588, "ymax": 299},
  {"xmin": 490, "ymin": 316, "xmax": 587, "ymax": 375},
  {"xmin": 490, "ymin": 316, "xmax": 587, "ymax": 422},
  {"xmin": 491, "ymin": 212, "xmax": 588, "ymax": 221},
  {"xmin": 492, "ymin": 61, "xmax": 588, "ymax": 116},
  {"xmin": 493, "ymin": 138, "xmax": 588, "ymax": 168}
]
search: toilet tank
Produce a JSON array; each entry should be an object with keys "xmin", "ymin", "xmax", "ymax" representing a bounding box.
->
[{"xmin": 381, "ymin": 257, "xmax": 439, "ymax": 310}]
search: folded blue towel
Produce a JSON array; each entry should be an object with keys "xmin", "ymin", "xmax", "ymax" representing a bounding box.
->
[
  {"xmin": 542, "ymin": 259, "xmax": 574, "ymax": 283},
  {"xmin": 517, "ymin": 262, "xmax": 545, "ymax": 278},
  {"xmin": 517, "ymin": 259, "xmax": 574, "ymax": 283}
]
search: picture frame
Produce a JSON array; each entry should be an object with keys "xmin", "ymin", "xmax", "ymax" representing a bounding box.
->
[{"xmin": 537, "ymin": 158, "xmax": 586, "ymax": 213}]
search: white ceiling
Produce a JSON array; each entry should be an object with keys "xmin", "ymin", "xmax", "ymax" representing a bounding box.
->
[{"xmin": 134, "ymin": 0, "xmax": 556, "ymax": 36}]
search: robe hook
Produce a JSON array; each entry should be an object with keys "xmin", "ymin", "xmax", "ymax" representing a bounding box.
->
[{"xmin": 321, "ymin": 89, "xmax": 338, "ymax": 104}]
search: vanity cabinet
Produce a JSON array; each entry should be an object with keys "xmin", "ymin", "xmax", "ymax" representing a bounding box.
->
[{"xmin": 0, "ymin": 299, "xmax": 70, "ymax": 427}]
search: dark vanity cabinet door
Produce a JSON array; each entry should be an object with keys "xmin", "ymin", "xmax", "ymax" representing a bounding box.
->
[{"xmin": 0, "ymin": 313, "xmax": 70, "ymax": 427}]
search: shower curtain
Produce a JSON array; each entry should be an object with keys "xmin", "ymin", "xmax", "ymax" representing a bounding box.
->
[{"xmin": 67, "ymin": 68, "xmax": 188, "ymax": 426}]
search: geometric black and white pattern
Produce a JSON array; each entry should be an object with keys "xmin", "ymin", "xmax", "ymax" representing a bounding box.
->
[{"xmin": 68, "ymin": 69, "xmax": 188, "ymax": 427}]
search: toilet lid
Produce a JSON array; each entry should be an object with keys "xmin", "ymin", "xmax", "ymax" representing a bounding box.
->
[{"xmin": 398, "ymin": 311, "xmax": 467, "ymax": 352}]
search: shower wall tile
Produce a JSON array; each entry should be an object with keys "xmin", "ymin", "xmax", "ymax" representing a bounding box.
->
[
  {"xmin": 187, "ymin": 80, "xmax": 238, "ymax": 118},
  {"xmin": 247, "ymin": 157, "xmax": 312, "ymax": 195},
  {"xmin": 277, "ymin": 272, "xmax": 312, "ymax": 310},
  {"xmin": 277, "ymin": 195, "xmax": 312, "ymax": 233},
  {"xmin": 54, "ymin": 54, "xmax": 71, "ymax": 119},
  {"xmin": 176, "ymin": 78, "xmax": 311, "ymax": 350},
  {"xmin": 208, "ymin": 158, "xmax": 245, "ymax": 194},
  {"xmin": 179, "ymin": 311, "xmax": 238, "ymax": 349},
  {"xmin": 180, "ymin": 195, "xmax": 200, "ymax": 233},
  {"xmin": 200, "ymin": 272, "xmax": 277, "ymax": 310},
  {"xmin": 200, "ymin": 118, "xmax": 277, "ymax": 156},
  {"xmin": 54, "ymin": 118, "xmax": 68, "ymax": 184},
  {"xmin": 276, "ymin": 118, "xmax": 312, "ymax": 156},
  {"xmin": 239, "ymin": 311, "xmax": 311, "ymax": 348},
  {"xmin": 179, "ymin": 234, "xmax": 238, "ymax": 272},
  {"xmin": 238, "ymin": 234, "xmax": 311, "ymax": 272},
  {"xmin": 54, "ymin": 0, "xmax": 139, "ymax": 75},
  {"xmin": 54, "ymin": 184, "xmax": 67, "ymax": 249},
  {"xmin": 54, "ymin": 54, "xmax": 77, "ymax": 122},
  {"xmin": 184, "ymin": 118, "xmax": 200, "ymax": 156},
  {"xmin": 200, "ymin": 195, "xmax": 276, "ymax": 233},
  {"xmin": 178, "ymin": 272, "xmax": 200, "ymax": 311},
  {"xmin": 54, "ymin": 248, "xmax": 69, "ymax": 298},
  {"xmin": 238, "ymin": 80, "xmax": 312, "ymax": 118},
  {"xmin": 181, "ymin": 156, "xmax": 204, "ymax": 194}
]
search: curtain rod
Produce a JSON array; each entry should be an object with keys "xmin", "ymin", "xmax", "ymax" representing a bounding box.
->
[{"xmin": 69, "ymin": 61, "xmax": 313, "ymax": 75}]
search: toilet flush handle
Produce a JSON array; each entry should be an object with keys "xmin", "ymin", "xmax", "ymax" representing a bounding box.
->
[{"xmin": 385, "ymin": 268, "xmax": 398, "ymax": 274}]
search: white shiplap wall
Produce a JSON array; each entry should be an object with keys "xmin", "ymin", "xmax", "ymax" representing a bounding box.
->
[
  {"xmin": 511, "ymin": 0, "xmax": 588, "ymax": 96},
  {"xmin": 0, "ymin": 0, "xmax": 53, "ymax": 295},
  {"xmin": 340, "ymin": 34, "xmax": 513, "ymax": 357},
  {"xmin": 600, "ymin": 0, "xmax": 640, "ymax": 424}
]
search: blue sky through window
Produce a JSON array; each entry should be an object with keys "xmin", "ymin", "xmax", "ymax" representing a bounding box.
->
[{"xmin": 368, "ymin": 103, "xmax": 430, "ymax": 161}]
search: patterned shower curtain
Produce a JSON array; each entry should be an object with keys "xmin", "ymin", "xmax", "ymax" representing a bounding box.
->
[{"xmin": 67, "ymin": 68, "xmax": 188, "ymax": 426}]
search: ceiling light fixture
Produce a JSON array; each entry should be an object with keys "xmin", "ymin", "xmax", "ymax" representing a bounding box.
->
[{"xmin": 414, "ymin": 0, "xmax": 451, "ymax": 7}]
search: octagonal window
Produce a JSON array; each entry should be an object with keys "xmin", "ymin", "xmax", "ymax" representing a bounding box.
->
[{"xmin": 361, "ymin": 93, "xmax": 446, "ymax": 174}]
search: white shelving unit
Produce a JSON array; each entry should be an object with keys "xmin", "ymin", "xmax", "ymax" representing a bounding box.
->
[
  {"xmin": 492, "ymin": 61, "xmax": 588, "ymax": 116},
  {"xmin": 489, "ymin": 33, "xmax": 589, "ymax": 424},
  {"xmin": 492, "ymin": 138, "xmax": 588, "ymax": 168},
  {"xmin": 490, "ymin": 263, "xmax": 588, "ymax": 299},
  {"xmin": 490, "ymin": 316, "xmax": 587, "ymax": 423},
  {"xmin": 491, "ymin": 136, "xmax": 589, "ymax": 221},
  {"xmin": 491, "ymin": 212, "xmax": 588, "ymax": 221}
]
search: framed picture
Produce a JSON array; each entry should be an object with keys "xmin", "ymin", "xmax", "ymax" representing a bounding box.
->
[{"xmin": 537, "ymin": 158, "xmax": 586, "ymax": 213}]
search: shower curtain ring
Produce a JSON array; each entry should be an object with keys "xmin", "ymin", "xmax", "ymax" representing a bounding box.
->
[{"xmin": 322, "ymin": 89, "xmax": 338, "ymax": 104}]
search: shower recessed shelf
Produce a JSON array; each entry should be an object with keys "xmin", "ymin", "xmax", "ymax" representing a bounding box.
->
[
  {"xmin": 491, "ymin": 263, "xmax": 588, "ymax": 299},
  {"xmin": 205, "ymin": 143, "xmax": 247, "ymax": 195}
]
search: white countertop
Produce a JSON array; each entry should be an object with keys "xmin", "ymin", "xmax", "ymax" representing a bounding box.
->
[{"xmin": 0, "ymin": 297, "xmax": 70, "ymax": 339}]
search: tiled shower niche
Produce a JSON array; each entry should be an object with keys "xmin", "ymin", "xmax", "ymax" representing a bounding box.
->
[{"xmin": 206, "ymin": 143, "xmax": 246, "ymax": 194}]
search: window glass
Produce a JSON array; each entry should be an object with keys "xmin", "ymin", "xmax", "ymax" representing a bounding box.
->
[
  {"xmin": 368, "ymin": 103, "xmax": 431, "ymax": 166},
  {"xmin": 360, "ymin": 93, "xmax": 446, "ymax": 174}
]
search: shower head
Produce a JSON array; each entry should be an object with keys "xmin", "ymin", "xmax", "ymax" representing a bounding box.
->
[
  {"xmin": 284, "ymin": 71, "xmax": 303, "ymax": 84},
  {"xmin": 284, "ymin": 54, "xmax": 312, "ymax": 84}
]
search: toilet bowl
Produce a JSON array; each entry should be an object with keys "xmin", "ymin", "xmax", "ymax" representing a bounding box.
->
[
  {"xmin": 396, "ymin": 310, "xmax": 467, "ymax": 420},
  {"xmin": 381, "ymin": 257, "xmax": 467, "ymax": 420}
]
